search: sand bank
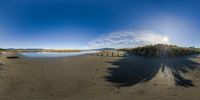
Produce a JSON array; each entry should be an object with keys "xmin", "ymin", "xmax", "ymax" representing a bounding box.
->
[{"xmin": 0, "ymin": 55, "xmax": 200, "ymax": 100}]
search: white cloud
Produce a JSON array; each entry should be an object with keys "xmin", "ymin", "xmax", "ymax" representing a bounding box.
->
[{"xmin": 87, "ymin": 31, "xmax": 170, "ymax": 49}]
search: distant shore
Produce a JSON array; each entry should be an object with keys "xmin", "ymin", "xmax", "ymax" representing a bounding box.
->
[{"xmin": 0, "ymin": 49, "xmax": 81, "ymax": 53}]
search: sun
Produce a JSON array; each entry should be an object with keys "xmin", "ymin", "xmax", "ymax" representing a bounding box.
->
[{"xmin": 163, "ymin": 36, "xmax": 169, "ymax": 43}]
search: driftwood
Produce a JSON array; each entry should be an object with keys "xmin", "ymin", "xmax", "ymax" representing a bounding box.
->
[{"xmin": 7, "ymin": 56, "xmax": 19, "ymax": 59}]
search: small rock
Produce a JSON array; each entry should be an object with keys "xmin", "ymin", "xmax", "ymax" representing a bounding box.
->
[
  {"xmin": 153, "ymin": 83, "xmax": 157, "ymax": 85},
  {"xmin": 30, "ymin": 88, "xmax": 34, "ymax": 91},
  {"xmin": 49, "ymin": 94, "xmax": 54, "ymax": 96},
  {"xmin": 116, "ymin": 91, "xmax": 120, "ymax": 93},
  {"xmin": 10, "ymin": 76, "xmax": 14, "ymax": 79}
]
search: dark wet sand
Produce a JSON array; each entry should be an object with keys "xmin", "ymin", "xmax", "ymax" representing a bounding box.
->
[{"xmin": 0, "ymin": 55, "xmax": 200, "ymax": 100}]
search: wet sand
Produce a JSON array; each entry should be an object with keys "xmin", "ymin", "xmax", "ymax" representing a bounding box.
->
[{"xmin": 0, "ymin": 54, "xmax": 200, "ymax": 100}]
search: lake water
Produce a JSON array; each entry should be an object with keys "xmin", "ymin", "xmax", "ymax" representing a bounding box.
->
[{"xmin": 19, "ymin": 51, "xmax": 100, "ymax": 58}]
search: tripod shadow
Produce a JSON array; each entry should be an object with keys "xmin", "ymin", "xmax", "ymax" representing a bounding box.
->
[{"xmin": 105, "ymin": 55, "xmax": 200, "ymax": 87}]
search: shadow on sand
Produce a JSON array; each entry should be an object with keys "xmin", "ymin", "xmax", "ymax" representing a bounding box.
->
[{"xmin": 105, "ymin": 55, "xmax": 200, "ymax": 87}]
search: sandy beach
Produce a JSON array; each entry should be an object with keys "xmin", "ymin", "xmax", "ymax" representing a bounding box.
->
[{"xmin": 0, "ymin": 54, "xmax": 200, "ymax": 100}]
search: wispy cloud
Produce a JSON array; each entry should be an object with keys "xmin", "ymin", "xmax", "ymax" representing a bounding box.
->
[{"xmin": 87, "ymin": 31, "xmax": 170, "ymax": 49}]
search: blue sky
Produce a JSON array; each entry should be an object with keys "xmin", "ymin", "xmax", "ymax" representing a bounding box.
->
[{"xmin": 0, "ymin": 0, "xmax": 200, "ymax": 49}]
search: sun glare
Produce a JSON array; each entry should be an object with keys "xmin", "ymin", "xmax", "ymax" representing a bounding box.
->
[{"xmin": 163, "ymin": 37, "xmax": 169, "ymax": 43}]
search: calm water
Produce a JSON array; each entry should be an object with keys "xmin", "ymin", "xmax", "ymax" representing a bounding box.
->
[{"xmin": 19, "ymin": 51, "xmax": 99, "ymax": 58}]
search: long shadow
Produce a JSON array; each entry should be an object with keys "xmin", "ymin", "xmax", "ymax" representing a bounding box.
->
[{"xmin": 105, "ymin": 55, "xmax": 200, "ymax": 87}]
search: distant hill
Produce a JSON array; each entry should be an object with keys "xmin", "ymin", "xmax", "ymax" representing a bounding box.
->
[
  {"xmin": 120, "ymin": 44, "xmax": 200, "ymax": 57},
  {"xmin": 92, "ymin": 48, "xmax": 115, "ymax": 51}
]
